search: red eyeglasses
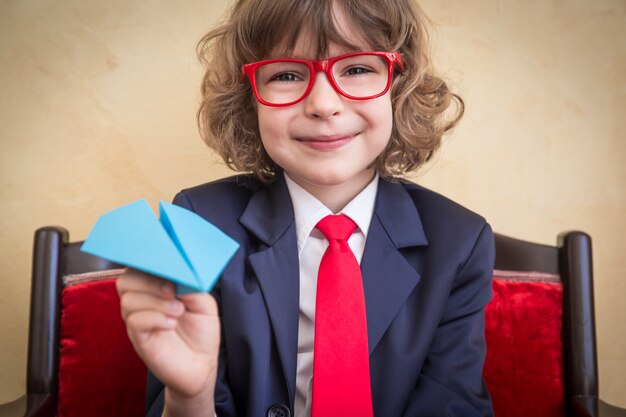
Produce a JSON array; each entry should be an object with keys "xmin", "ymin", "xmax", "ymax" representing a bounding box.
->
[{"xmin": 241, "ymin": 51, "xmax": 404, "ymax": 107}]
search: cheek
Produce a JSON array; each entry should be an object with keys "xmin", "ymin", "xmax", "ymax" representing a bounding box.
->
[
  {"xmin": 256, "ymin": 106, "xmax": 271, "ymax": 138},
  {"xmin": 257, "ymin": 106, "xmax": 288, "ymax": 142},
  {"xmin": 257, "ymin": 106, "xmax": 290, "ymax": 164},
  {"xmin": 382, "ymin": 100, "xmax": 393, "ymax": 132},
  {"xmin": 367, "ymin": 96, "xmax": 394, "ymax": 141}
]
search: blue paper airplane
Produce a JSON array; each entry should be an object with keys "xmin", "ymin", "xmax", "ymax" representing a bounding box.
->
[{"xmin": 81, "ymin": 199, "xmax": 239, "ymax": 294}]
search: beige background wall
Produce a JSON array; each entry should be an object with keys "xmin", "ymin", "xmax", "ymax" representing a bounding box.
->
[{"xmin": 1, "ymin": 0, "xmax": 624, "ymax": 406}]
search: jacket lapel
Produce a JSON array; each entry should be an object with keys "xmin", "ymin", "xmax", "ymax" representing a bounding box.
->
[
  {"xmin": 361, "ymin": 179, "xmax": 428, "ymax": 353},
  {"xmin": 239, "ymin": 174, "xmax": 300, "ymax": 404}
]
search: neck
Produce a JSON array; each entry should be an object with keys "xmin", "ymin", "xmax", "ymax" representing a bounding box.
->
[{"xmin": 286, "ymin": 169, "xmax": 376, "ymax": 213}]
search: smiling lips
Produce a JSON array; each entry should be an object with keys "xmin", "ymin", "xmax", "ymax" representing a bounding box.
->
[{"xmin": 296, "ymin": 134, "xmax": 357, "ymax": 151}]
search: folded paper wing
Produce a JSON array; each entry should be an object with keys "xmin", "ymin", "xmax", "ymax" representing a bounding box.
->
[
  {"xmin": 81, "ymin": 199, "xmax": 239, "ymax": 293},
  {"xmin": 158, "ymin": 201, "xmax": 240, "ymax": 293}
]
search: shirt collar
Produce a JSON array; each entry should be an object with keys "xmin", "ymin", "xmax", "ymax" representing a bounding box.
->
[{"xmin": 285, "ymin": 173, "xmax": 379, "ymax": 255}]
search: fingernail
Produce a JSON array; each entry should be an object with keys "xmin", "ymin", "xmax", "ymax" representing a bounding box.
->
[{"xmin": 165, "ymin": 317, "xmax": 177, "ymax": 327}]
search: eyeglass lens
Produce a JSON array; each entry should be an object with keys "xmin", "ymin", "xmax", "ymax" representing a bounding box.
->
[{"xmin": 254, "ymin": 54, "xmax": 389, "ymax": 105}]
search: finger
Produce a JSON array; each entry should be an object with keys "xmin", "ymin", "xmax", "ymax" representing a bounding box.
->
[
  {"xmin": 116, "ymin": 268, "xmax": 175, "ymax": 299},
  {"xmin": 178, "ymin": 292, "xmax": 218, "ymax": 316},
  {"xmin": 126, "ymin": 310, "xmax": 178, "ymax": 334},
  {"xmin": 119, "ymin": 292, "xmax": 185, "ymax": 321}
]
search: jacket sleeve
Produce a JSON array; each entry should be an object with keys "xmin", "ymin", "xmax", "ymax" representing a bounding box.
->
[{"xmin": 403, "ymin": 222, "xmax": 495, "ymax": 417}]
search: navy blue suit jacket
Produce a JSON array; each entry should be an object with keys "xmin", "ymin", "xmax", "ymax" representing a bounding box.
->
[{"xmin": 145, "ymin": 174, "xmax": 495, "ymax": 417}]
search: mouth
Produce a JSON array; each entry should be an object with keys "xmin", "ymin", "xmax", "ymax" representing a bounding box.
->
[{"xmin": 295, "ymin": 134, "xmax": 357, "ymax": 151}]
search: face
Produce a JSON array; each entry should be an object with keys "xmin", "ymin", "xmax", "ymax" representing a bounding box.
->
[{"xmin": 255, "ymin": 10, "xmax": 393, "ymax": 208}]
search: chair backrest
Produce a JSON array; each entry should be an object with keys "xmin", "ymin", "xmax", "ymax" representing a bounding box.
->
[
  {"xmin": 484, "ymin": 231, "xmax": 598, "ymax": 417},
  {"xmin": 26, "ymin": 226, "xmax": 147, "ymax": 417}
]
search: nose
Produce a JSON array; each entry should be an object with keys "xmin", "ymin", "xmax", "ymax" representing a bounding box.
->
[{"xmin": 303, "ymin": 72, "xmax": 343, "ymax": 120}]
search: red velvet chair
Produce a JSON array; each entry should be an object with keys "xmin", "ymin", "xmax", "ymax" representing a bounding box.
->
[
  {"xmin": 1, "ymin": 227, "xmax": 625, "ymax": 417},
  {"xmin": 0, "ymin": 226, "xmax": 147, "ymax": 417},
  {"xmin": 486, "ymin": 232, "xmax": 625, "ymax": 417}
]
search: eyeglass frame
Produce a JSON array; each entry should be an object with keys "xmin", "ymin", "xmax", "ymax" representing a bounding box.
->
[{"xmin": 241, "ymin": 51, "xmax": 405, "ymax": 107}]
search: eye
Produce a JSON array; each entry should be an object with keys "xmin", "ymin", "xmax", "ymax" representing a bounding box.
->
[
  {"xmin": 270, "ymin": 72, "xmax": 302, "ymax": 82},
  {"xmin": 344, "ymin": 66, "xmax": 372, "ymax": 76}
]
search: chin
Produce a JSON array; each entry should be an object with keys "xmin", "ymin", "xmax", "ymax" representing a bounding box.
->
[
  {"xmin": 312, "ymin": 169, "xmax": 372, "ymax": 188},
  {"xmin": 309, "ymin": 170, "xmax": 352, "ymax": 184}
]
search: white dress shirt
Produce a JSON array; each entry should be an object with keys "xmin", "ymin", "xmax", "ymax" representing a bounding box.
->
[{"xmin": 284, "ymin": 173, "xmax": 379, "ymax": 417}]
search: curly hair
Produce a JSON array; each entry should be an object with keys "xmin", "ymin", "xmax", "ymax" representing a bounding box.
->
[{"xmin": 197, "ymin": 0, "xmax": 464, "ymax": 182}]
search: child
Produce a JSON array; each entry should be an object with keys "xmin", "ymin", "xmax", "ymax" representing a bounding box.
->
[{"xmin": 116, "ymin": 0, "xmax": 495, "ymax": 416}]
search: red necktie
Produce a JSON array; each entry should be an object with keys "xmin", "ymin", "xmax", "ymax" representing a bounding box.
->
[{"xmin": 312, "ymin": 214, "xmax": 373, "ymax": 417}]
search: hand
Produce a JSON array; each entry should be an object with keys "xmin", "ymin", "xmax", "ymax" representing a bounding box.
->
[{"xmin": 116, "ymin": 268, "xmax": 220, "ymax": 399}]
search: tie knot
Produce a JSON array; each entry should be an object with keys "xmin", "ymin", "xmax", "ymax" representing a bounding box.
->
[{"xmin": 316, "ymin": 214, "xmax": 358, "ymax": 242}]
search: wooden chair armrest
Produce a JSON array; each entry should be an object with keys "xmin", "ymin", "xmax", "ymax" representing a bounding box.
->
[
  {"xmin": 598, "ymin": 399, "xmax": 626, "ymax": 417},
  {"xmin": 573, "ymin": 396, "xmax": 626, "ymax": 417},
  {"xmin": 0, "ymin": 396, "xmax": 26, "ymax": 417},
  {"xmin": 0, "ymin": 394, "xmax": 55, "ymax": 417}
]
